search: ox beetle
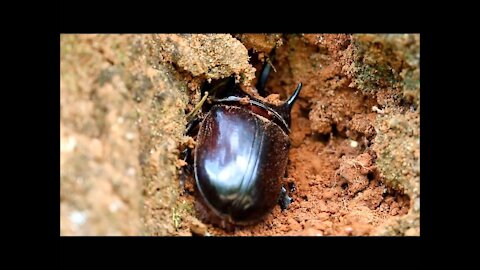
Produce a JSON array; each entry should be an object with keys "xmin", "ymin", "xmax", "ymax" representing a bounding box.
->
[{"xmin": 181, "ymin": 56, "xmax": 302, "ymax": 230}]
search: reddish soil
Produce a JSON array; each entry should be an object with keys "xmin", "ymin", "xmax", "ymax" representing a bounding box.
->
[
  {"xmin": 60, "ymin": 34, "xmax": 419, "ymax": 236},
  {"xmin": 178, "ymin": 34, "xmax": 413, "ymax": 236}
]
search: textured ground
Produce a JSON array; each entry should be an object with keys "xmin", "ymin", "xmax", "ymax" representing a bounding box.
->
[{"xmin": 60, "ymin": 34, "xmax": 420, "ymax": 236}]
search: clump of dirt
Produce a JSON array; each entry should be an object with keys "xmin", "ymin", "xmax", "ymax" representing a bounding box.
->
[
  {"xmin": 155, "ymin": 34, "xmax": 256, "ymax": 84},
  {"xmin": 234, "ymin": 33, "xmax": 283, "ymax": 55}
]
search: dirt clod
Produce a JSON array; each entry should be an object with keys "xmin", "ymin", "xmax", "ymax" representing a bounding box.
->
[{"xmin": 190, "ymin": 218, "xmax": 209, "ymax": 236}]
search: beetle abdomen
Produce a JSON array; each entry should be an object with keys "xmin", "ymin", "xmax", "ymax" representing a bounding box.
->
[{"xmin": 194, "ymin": 105, "xmax": 290, "ymax": 224}]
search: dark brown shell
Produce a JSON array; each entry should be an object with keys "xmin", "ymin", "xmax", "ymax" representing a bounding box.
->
[{"xmin": 194, "ymin": 104, "xmax": 290, "ymax": 226}]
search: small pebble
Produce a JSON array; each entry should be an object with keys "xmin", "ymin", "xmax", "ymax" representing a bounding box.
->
[
  {"xmin": 190, "ymin": 219, "xmax": 208, "ymax": 236},
  {"xmin": 350, "ymin": 140, "xmax": 358, "ymax": 148}
]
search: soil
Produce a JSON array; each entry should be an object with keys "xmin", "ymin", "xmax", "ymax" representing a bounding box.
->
[{"xmin": 60, "ymin": 34, "xmax": 420, "ymax": 236}]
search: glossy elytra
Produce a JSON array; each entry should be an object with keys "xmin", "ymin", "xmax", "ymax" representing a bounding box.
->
[{"xmin": 181, "ymin": 54, "xmax": 302, "ymax": 229}]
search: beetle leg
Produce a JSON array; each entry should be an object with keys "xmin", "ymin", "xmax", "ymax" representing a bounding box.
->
[
  {"xmin": 274, "ymin": 82, "xmax": 303, "ymax": 128},
  {"xmin": 185, "ymin": 116, "xmax": 202, "ymax": 136},
  {"xmin": 206, "ymin": 77, "xmax": 234, "ymax": 98},
  {"xmin": 284, "ymin": 82, "xmax": 303, "ymax": 112},
  {"xmin": 257, "ymin": 60, "xmax": 271, "ymax": 96},
  {"xmin": 256, "ymin": 49, "xmax": 276, "ymax": 96},
  {"xmin": 279, "ymin": 186, "xmax": 293, "ymax": 210},
  {"xmin": 186, "ymin": 91, "xmax": 209, "ymax": 122}
]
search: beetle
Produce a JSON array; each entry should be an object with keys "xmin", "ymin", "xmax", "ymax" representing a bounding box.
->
[{"xmin": 181, "ymin": 56, "xmax": 302, "ymax": 230}]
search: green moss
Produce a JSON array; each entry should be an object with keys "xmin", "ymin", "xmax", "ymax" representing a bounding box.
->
[
  {"xmin": 179, "ymin": 200, "xmax": 195, "ymax": 216},
  {"xmin": 349, "ymin": 34, "xmax": 402, "ymax": 93},
  {"xmin": 172, "ymin": 207, "xmax": 181, "ymax": 231},
  {"xmin": 372, "ymin": 109, "xmax": 420, "ymax": 235},
  {"xmin": 349, "ymin": 34, "xmax": 420, "ymax": 107},
  {"xmin": 171, "ymin": 200, "xmax": 195, "ymax": 231},
  {"xmin": 374, "ymin": 112, "xmax": 419, "ymax": 192}
]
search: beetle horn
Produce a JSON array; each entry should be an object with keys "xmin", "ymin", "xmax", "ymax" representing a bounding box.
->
[{"xmin": 285, "ymin": 83, "xmax": 302, "ymax": 111}]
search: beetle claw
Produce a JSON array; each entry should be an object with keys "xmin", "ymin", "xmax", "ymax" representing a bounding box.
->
[{"xmin": 279, "ymin": 186, "xmax": 293, "ymax": 210}]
